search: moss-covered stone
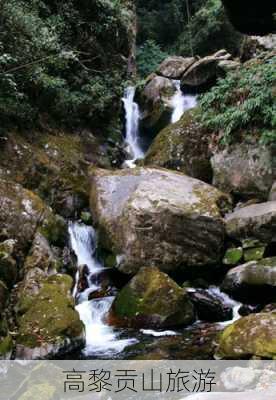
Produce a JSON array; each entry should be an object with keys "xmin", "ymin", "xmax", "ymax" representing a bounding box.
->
[
  {"xmin": 244, "ymin": 246, "xmax": 266, "ymax": 262},
  {"xmin": 112, "ymin": 267, "xmax": 195, "ymax": 328},
  {"xmin": 223, "ymin": 247, "xmax": 243, "ymax": 266},
  {"xmin": 217, "ymin": 312, "xmax": 276, "ymax": 359},
  {"xmin": 144, "ymin": 109, "xmax": 212, "ymax": 182},
  {"xmin": 16, "ymin": 274, "xmax": 84, "ymax": 358}
]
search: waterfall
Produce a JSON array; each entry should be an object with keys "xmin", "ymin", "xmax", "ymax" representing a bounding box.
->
[
  {"xmin": 171, "ymin": 80, "xmax": 197, "ymax": 124},
  {"xmin": 122, "ymin": 86, "xmax": 144, "ymax": 168},
  {"xmin": 69, "ymin": 221, "xmax": 137, "ymax": 357}
]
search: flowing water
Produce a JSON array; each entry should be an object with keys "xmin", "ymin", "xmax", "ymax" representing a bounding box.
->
[
  {"xmin": 69, "ymin": 221, "xmax": 137, "ymax": 358},
  {"xmin": 122, "ymin": 86, "xmax": 144, "ymax": 167},
  {"xmin": 171, "ymin": 80, "xmax": 197, "ymax": 123}
]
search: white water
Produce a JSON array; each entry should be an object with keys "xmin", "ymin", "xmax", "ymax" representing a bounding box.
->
[
  {"xmin": 69, "ymin": 222, "xmax": 137, "ymax": 356},
  {"xmin": 141, "ymin": 329, "xmax": 179, "ymax": 337},
  {"xmin": 122, "ymin": 86, "xmax": 144, "ymax": 167},
  {"xmin": 206, "ymin": 286, "xmax": 242, "ymax": 327},
  {"xmin": 171, "ymin": 80, "xmax": 197, "ymax": 123}
]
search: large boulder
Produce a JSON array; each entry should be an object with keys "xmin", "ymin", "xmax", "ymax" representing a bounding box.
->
[
  {"xmin": 226, "ymin": 202, "xmax": 276, "ymax": 244},
  {"xmin": 221, "ymin": 257, "xmax": 276, "ymax": 303},
  {"xmin": 15, "ymin": 274, "xmax": 84, "ymax": 359},
  {"xmin": 111, "ymin": 267, "xmax": 195, "ymax": 328},
  {"xmin": 181, "ymin": 50, "xmax": 232, "ymax": 91},
  {"xmin": 211, "ymin": 143, "xmax": 274, "ymax": 200},
  {"xmin": 217, "ymin": 312, "xmax": 276, "ymax": 359},
  {"xmin": 90, "ymin": 167, "xmax": 231, "ymax": 274},
  {"xmin": 138, "ymin": 74, "xmax": 176, "ymax": 135},
  {"xmin": 157, "ymin": 56, "xmax": 195, "ymax": 79},
  {"xmin": 144, "ymin": 109, "xmax": 212, "ymax": 182},
  {"xmin": 0, "ymin": 179, "xmax": 66, "ymax": 261}
]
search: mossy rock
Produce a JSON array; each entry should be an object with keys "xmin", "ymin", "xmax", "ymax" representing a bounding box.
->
[
  {"xmin": 221, "ymin": 257, "xmax": 276, "ymax": 303},
  {"xmin": 223, "ymin": 247, "xmax": 243, "ymax": 266},
  {"xmin": 16, "ymin": 274, "xmax": 84, "ymax": 358},
  {"xmin": 217, "ymin": 312, "xmax": 276, "ymax": 359},
  {"xmin": 0, "ymin": 335, "xmax": 13, "ymax": 359},
  {"xmin": 144, "ymin": 108, "xmax": 212, "ymax": 182},
  {"xmin": 244, "ymin": 246, "xmax": 266, "ymax": 262},
  {"xmin": 112, "ymin": 267, "xmax": 195, "ymax": 328}
]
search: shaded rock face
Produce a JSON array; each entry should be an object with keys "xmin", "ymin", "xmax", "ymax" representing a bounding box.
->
[
  {"xmin": 90, "ymin": 167, "xmax": 231, "ymax": 275},
  {"xmin": 221, "ymin": 257, "xmax": 276, "ymax": 304},
  {"xmin": 221, "ymin": 0, "xmax": 276, "ymax": 35},
  {"xmin": 112, "ymin": 267, "xmax": 195, "ymax": 328},
  {"xmin": 217, "ymin": 312, "xmax": 276, "ymax": 359},
  {"xmin": 0, "ymin": 179, "xmax": 66, "ymax": 261},
  {"xmin": 180, "ymin": 50, "xmax": 234, "ymax": 92},
  {"xmin": 0, "ymin": 240, "xmax": 17, "ymax": 289},
  {"xmin": 225, "ymin": 201, "xmax": 276, "ymax": 244},
  {"xmin": 188, "ymin": 289, "xmax": 233, "ymax": 322},
  {"xmin": 144, "ymin": 109, "xmax": 212, "ymax": 182},
  {"xmin": 0, "ymin": 131, "xmax": 124, "ymax": 219},
  {"xmin": 138, "ymin": 75, "xmax": 176, "ymax": 136},
  {"xmin": 15, "ymin": 274, "xmax": 84, "ymax": 359},
  {"xmin": 157, "ymin": 56, "xmax": 196, "ymax": 80},
  {"xmin": 211, "ymin": 143, "xmax": 274, "ymax": 201}
]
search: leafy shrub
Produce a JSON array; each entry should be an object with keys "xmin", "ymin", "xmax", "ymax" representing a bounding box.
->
[
  {"xmin": 199, "ymin": 56, "xmax": 276, "ymax": 145},
  {"xmin": 0, "ymin": 0, "xmax": 132, "ymax": 132},
  {"xmin": 137, "ymin": 40, "xmax": 168, "ymax": 77}
]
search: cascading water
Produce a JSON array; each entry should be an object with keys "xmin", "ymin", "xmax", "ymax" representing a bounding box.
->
[
  {"xmin": 171, "ymin": 80, "xmax": 197, "ymax": 123},
  {"xmin": 69, "ymin": 221, "xmax": 137, "ymax": 357},
  {"xmin": 122, "ymin": 86, "xmax": 144, "ymax": 168}
]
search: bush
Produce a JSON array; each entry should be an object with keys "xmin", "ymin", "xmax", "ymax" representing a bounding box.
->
[
  {"xmin": 199, "ymin": 56, "xmax": 276, "ymax": 145},
  {"xmin": 137, "ymin": 40, "xmax": 168, "ymax": 77},
  {"xmin": 0, "ymin": 0, "xmax": 132, "ymax": 131}
]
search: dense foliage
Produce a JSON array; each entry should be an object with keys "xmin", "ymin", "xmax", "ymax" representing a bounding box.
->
[
  {"xmin": 199, "ymin": 56, "xmax": 276, "ymax": 145},
  {"xmin": 136, "ymin": 0, "xmax": 242, "ymax": 60},
  {"xmin": 136, "ymin": 40, "xmax": 168, "ymax": 77},
  {"xmin": 0, "ymin": 0, "xmax": 133, "ymax": 132}
]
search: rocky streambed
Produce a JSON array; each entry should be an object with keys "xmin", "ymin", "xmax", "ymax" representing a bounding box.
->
[{"xmin": 0, "ymin": 49, "xmax": 275, "ymax": 361}]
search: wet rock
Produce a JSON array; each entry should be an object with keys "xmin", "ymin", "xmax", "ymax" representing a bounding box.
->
[
  {"xmin": 223, "ymin": 247, "xmax": 243, "ymax": 266},
  {"xmin": 157, "ymin": 56, "xmax": 195, "ymax": 79},
  {"xmin": 0, "ymin": 240, "xmax": 17, "ymax": 288},
  {"xmin": 144, "ymin": 109, "xmax": 212, "ymax": 182},
  {"xmin": 211, "ymin": 143, "xmax": 274, "ymax": 200},
  {"xmin": 90, "ymin": 167, "xmax": 231, "ymax": 274},
  {"xmin": 15, "ymin": 274, "xmax": 84, "ymax": 359},
  {"xmin": 77, "ymin": 264, "xmax": 90, "ymax": 293},
  {"xmin": 180, "ymin": 50, "xmax": 232, "ymax": 91},
  {"xmin": 217, "ymin": 312, "xmax": 276, "ymax": 359},
  {"xmin": 112, "ymin": 267, "xmax": 195, "ymax": 328},
  {"xmin": 238, "ymin": 304, "xmax": 262, "ymax": 316},
  {"xmin": 138, "ymin": 74, "xmax": 176, "ymax": 135},
  {"xmin": 221, "ymin": 257, "xmax": 276, "ymax": 303},
  {"xmin": 0, "ymin": 179, "xmax": 66, "ymax": 261},
  {"xmin": 188, "ymin": 288, "xmax": 233, "ymax": 322},
  {"xmin": 262, "ymin": 303, "xmax": 276, "ymax": 313},
  {"xmin": 269, "ymin": 182, "xmax": 276, "ymax": 201},
  {"xmin": 226, "ymin": 202, "xmax": 276, "ymax": 244}
]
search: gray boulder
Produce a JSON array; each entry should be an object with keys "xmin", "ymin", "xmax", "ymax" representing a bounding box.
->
[
  {"xmin": 90, "ymin": 167, "xmax": 231, "ymax": 274},
  {"xmin": 157, "ymin": 56, "xmax": 195, "ymax": 79}
]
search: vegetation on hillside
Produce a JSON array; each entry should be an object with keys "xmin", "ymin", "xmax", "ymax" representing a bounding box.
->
[
  {"xmin": 199, "ymin": 56, "xmax": 276, "ymax": 146},
  {"xmin": 136, "ymin": 0, "xmax": 243, "ymax": 77},
  {"xmin": 0, "ymin": 0, "xmax": 133, "ymax": 133}
]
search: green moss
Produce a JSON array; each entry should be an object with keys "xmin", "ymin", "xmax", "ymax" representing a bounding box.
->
[
  {"xmin": 217, "ymin": 312, "xmax": 276, "ymax": 359},
  {"xmin": 244, "ymin": 246, "xmax": 266, "ymax": 262},
  {"xmin": 0, "ymin": 335, "xmax": 13, "ymax": 357},
  {"xmin": 223, "ymin": 247, "xmax": 243, "ymax": 265},
  {"xmin": 39, "ymin": 215, "xmax": 67, "ymax": 247},
  {"xmin": 17, "ymin": 274, "xmax": 83, "ymax": 348}
]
